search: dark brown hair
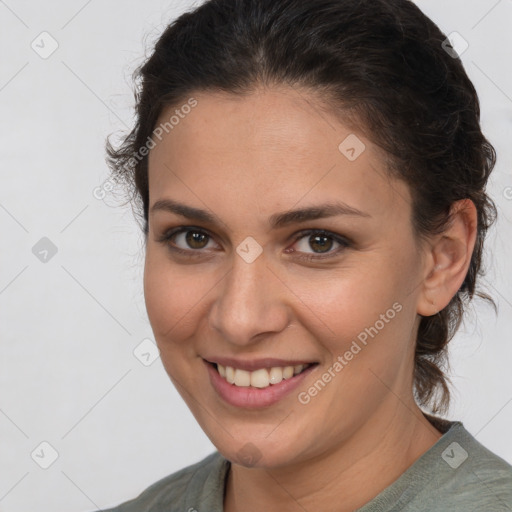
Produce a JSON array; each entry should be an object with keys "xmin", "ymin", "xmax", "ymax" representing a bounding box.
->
[{"xmin": 106, "ymin": 0, "xmax": 497, "ymax": 414}]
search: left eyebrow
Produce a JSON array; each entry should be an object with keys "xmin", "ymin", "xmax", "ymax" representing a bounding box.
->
[
  {"xmin": 269, "ymin": 201, "xmax": 371, "ymax": 228},
  {"xmin": 149, "ymin": 198, "xmax": 371, "ymax": 229}
]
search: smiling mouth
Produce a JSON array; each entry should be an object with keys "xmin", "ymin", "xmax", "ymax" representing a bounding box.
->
[{"xmin": 211, "ymin": 362, "xmax": 315, "ymax": 389}]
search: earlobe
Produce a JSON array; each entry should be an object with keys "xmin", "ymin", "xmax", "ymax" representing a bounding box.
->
[{"xmin": 417, "ymin": 199, "xmax": 477, "ymax": 317}]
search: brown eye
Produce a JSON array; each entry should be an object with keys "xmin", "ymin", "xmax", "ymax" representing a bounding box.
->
[
  {"xmin": 184, "ymin": 230, "xmax": 210, "ymax": 249},
  {"xmin": 158, "ymin": 226, "xmax": 217, "ymax": 255},
  {"xmin": 288, "ymin": 229, "xmax": 351, "ymax": 262},
  {"xmin": 308, "ymin": 233, "xmax": 334, "ymax": 253}
]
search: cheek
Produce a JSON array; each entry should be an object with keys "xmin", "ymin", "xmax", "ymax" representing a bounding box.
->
[
  {"xmin": 143, "ymin": 249, "xmax": 206, "ymax": 343},
  {"xmin": 296, "ymin": 273, "xmax": 415, "ymax": 413},
  {"xmin": 293, "ymin": 267, "xmax": 398, "ymax": 334},
  {"xmin": 293, "ymin": 255, "xmax": 417, "ymax": 364}
]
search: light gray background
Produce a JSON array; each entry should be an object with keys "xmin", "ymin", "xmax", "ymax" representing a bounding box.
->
[{"xmin": 0, "ymin": 1, "xmax": 511, "ymax": 510}]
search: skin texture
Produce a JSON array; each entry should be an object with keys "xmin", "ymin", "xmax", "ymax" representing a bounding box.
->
[{"xmin": 144, "ymin": 85, "xmax": 477, "ymax": 511}]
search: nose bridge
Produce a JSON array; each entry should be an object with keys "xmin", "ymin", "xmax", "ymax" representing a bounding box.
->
[{"xmin": 209, "ymin": 249, "xmax": 289, "ymax": 345}]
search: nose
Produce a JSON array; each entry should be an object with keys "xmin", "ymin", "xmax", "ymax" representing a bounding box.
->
[{"xmin": 208, "ymin": 248, "xmax": 291, "ymax": 347}]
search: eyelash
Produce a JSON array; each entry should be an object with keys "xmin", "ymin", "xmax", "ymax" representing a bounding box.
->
[{"xmin": 156, "ymin": 226, "xmax": 352, "ymax": 262}]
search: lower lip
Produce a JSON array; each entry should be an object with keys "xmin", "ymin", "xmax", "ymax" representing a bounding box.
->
[{"xmin": 205, "ymin": 361, "xmax": 317, "ymax": 409}]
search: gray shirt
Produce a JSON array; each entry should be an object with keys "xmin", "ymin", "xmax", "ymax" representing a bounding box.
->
[{"xmin": 99, "ymin": 420, "xmax": 512, "ymax": 511}]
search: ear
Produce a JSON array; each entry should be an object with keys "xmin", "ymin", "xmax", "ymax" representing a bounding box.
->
[{"xmin": 417, "ymin": 199, "xmax": 478, "ymax": 317}]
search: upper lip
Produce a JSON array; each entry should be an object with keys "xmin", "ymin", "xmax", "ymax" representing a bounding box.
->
[{"xmin": 204, "ymin": 357, "xmax": 317, "ymax": 371}]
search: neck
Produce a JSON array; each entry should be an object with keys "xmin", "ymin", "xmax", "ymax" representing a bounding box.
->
[{"xmin": 224, "ymin": 401, "xmax": 443, "ymax": 512}]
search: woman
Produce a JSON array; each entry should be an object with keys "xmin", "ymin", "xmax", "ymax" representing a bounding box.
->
[{"xmin": 101, "ymin": 0, "xmax": 512, "ymax": 510}]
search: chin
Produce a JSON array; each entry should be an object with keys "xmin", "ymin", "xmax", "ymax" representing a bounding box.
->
[{"xmin": 207, "ymin": 427, "xmax": 307, "ymax": 469}]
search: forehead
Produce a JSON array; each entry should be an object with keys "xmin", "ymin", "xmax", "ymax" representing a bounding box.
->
[{"xmin": 147, "ymin": 86, "xmax": 412, "ymax": 224}]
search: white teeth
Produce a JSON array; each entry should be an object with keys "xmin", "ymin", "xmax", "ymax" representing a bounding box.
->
[
  {"xmin": 251, "ymin": 368, "xmax": 270, "ymax": 388},
  {"xmin": 226, "ymin": 366, "xmax": 235, "ymax": 384},
  {"xmin": 234, "ymin": 369, "xmax": 251, "ymax": 387},
  {"xmin": 216, "ymin": 363, "xmax": 309, "ymax": 388},
  {"xmin": 269, "ymin": 367, "xmax": 283, "ymax": 385},
  {"xmin": 282, "ymin": 366, "xmax": 294, "ymax": 379}
]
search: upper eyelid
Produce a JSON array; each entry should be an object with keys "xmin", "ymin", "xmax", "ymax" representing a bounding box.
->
[{"xmin": 161, "ymin": 225, "xmax": 220, "ymax": 245}]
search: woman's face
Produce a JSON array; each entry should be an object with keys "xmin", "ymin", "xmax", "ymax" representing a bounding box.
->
[{"xmin": 144, "ymin": 86, "xmax": 429, "ymax": 468}]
